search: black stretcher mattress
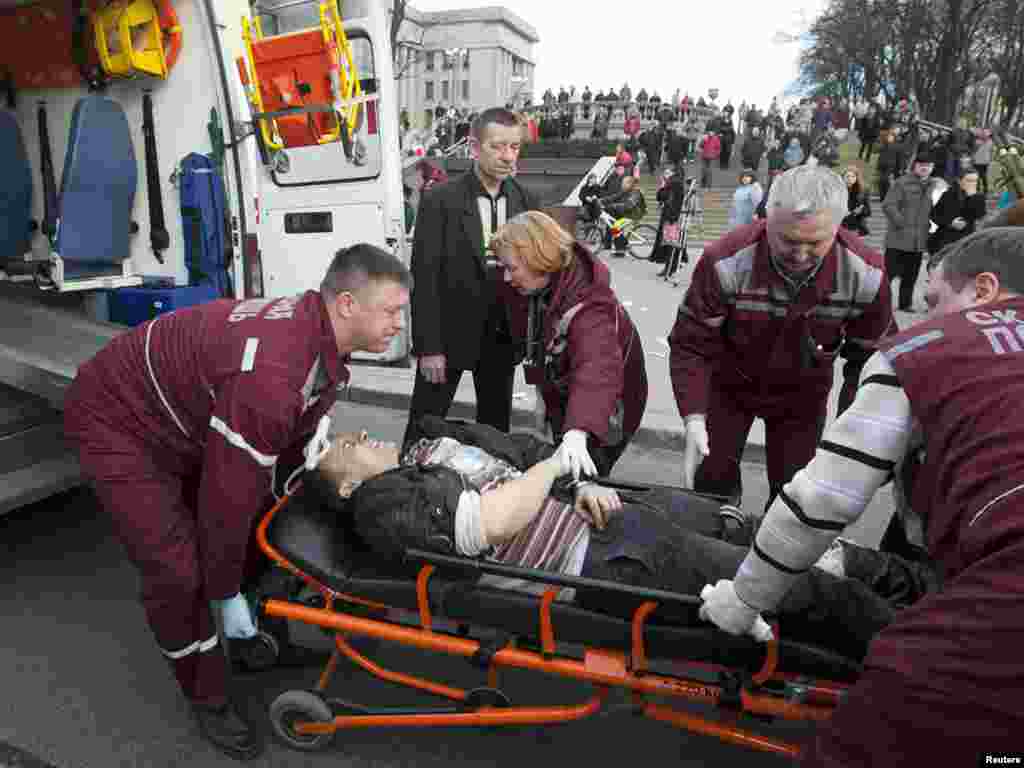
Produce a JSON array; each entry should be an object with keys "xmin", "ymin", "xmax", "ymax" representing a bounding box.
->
[{"xmin": 266, "ymin": 492, "xmax": 863, "ymax": 684}]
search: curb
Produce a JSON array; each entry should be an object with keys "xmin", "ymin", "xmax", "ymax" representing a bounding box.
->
[{"xmin": 342, "ymin": 382, "xmax": 768, "ymax": 466}]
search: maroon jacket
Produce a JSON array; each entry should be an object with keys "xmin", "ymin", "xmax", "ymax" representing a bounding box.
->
[
  {"xmin": 868, "ymin": 298, "xmax": 1024, "ymax": 718},
  {"xmin": 669, "ymin": 221, "xmax": 892, "ymax": 417},
  {"xmin": 511, "ymin": 243, "xmax": 647, "ymax": 444},
  {"xmin": 65, "ymin": 291, "xmax": 348, "ymax": 599}
]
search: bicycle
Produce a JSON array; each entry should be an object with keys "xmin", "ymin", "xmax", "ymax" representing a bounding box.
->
[{"xmin": 580, "ymin": 204, "xmax": 659, "ymax": 260}]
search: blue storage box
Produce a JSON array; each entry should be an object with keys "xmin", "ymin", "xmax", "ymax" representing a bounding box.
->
[{"xmin": 108, "ymin": 282, "xmax": 221, "ymax": 326}]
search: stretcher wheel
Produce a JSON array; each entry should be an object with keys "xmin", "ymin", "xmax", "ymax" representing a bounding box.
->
[
  {"xmin": 233, "ymin": 630, "xmax": 280, "ymax": 672},
  {"xmin": 269, "ymin": 690, "xmax": 335, "ymax": 752}
]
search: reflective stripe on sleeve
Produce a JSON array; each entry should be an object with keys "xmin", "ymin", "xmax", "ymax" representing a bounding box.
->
[
  {"xmin": 209, "ymin": 416, "xmax": 278, "ymax": 467},
  {"xmin": 240, "ymin": 338, "xmax": 259, "ymax": 372},
  {"xmin": 145, "ymin": 318, "xmax": 191, "ymax": 438},
  {"xmin": 160, "ymin": 633, "xmax": 219, "ymax": 660}
]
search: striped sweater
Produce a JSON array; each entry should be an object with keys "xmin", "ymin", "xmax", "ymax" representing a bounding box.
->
[
  {"xmin": 407, "ymin": 437, "xmax": 589, "ymax": 598},
  {"xmin": 734, "ymin": 351, "xmax": 915, "ymax": 612}
]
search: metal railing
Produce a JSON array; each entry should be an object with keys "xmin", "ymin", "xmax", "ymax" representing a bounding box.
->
[{"xmin": 917, "ymin": 118, "xmax": 1022, "ymax": 146}]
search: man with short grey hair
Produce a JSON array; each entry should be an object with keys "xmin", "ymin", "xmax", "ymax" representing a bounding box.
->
[{"xmin": 668, "ymin": 165, "xmax": 894, "ymax": 512}]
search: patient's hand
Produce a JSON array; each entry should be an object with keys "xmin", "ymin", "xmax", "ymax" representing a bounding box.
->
[{"xmin": 574, "ymin": 484, "xmax": 622, "ymax": 530}]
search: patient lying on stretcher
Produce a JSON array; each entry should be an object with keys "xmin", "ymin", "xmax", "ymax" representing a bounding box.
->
[{"xmin": 302, "ymin": 421, "xmax": 937, "ymax": 661}]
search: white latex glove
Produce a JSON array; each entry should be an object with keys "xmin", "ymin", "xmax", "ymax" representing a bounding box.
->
[
  {"xmin": 303, "ymin": 414, "xmax": 332, "ymax": 470},
  {"xmin": 952, "ymin": 217, "xmax": 966, "ymax": 230},
  {"xmin": 215, "ymin": 593, "xmax": 258, "ymax": 640},
  {"xmin": 681, "ymin": 418, "xmax": 710, "ymax": 488},
  {"xmin": 559, "ymin": 429, "xmax": 598, "ymax": 481},
  {"xmin": 699, "ymin": 580, "xmax": 774, "ymax": 642}
]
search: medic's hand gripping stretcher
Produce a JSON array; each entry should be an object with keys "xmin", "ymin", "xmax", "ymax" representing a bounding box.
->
[{"xmin": 250, "ymin": 475, "xmax": 862, "ymax": 760}]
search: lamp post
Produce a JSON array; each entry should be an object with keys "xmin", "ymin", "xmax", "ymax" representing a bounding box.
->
[{"xmin": 444, "ymin": 47, "xmax": 466, "ymax": 146}]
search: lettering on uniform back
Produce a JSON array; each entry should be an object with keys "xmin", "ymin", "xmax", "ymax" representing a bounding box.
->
[
  {"xmin": 227, "ymin": 298, "xmax": 273, "ymax": 323},
  {"xmin": 226, "ymin": 294, "xmax": 303, "ymax": 323},
  {"xmin": 264, "ymin": 295, "xmax": 301, "ymax": 320},
  {"xmin": 966, "ymin": 308, "xmax": 1024, "ymax": 355}
]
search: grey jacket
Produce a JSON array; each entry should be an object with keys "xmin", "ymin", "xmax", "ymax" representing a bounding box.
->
[{"xmin": 883, "ymin": 174, "xmax": 938, "ymax": 253}]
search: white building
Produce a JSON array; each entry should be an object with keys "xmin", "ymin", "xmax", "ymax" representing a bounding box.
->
[{"xmin": 390, "ymin": 4, "xmax": 539, "ymax": 127}]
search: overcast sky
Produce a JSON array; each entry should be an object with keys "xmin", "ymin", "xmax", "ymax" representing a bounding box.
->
[{"xmin": 410, "ymin": 0, "xmax": 827, "ymax": 109}]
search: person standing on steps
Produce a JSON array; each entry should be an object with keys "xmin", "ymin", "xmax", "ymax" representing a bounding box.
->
[{"xmin": 882, "ymin": 151, "xmax": 938, "ymax": 313}]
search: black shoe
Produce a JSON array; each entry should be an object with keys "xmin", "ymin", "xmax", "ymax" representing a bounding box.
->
[{"xmin": 194, "ymin": 701, "xmax": 264, "ymax": 761}]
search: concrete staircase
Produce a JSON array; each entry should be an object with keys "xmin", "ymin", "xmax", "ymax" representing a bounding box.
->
[{"xmin": 636, "ymin": 171, "xmax": 732, "ymax": 247}]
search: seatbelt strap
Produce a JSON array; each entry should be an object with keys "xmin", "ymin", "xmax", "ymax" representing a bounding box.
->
[
  {"xmin": 2, "ymin": 71, "xmax": 14, "ymax": 109},
  {"xmin": 142, "ymin": 91, "xmax": 169, "ymax": 264},
  {"xmin": 71, "ymin": 0, "xmax": 106, "ymax": 92},
  {"xmin": 37, "ymin": 102, "xmax": 58, "ymax": 242}
]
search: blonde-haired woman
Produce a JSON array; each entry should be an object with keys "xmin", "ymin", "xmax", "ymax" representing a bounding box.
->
[{"xmin": 492, "ymin": 211, "xmax": 648, "ymax": 477}]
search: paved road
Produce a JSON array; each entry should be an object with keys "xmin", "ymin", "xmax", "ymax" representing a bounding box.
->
[{"xmin": 1, "ymin": 401, "xmax": 894, "ymax": 768}]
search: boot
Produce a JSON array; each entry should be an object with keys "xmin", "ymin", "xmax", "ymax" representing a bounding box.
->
[{"xmin": 193, "ymin": 701, "xmax": 264, "ymax": 761}]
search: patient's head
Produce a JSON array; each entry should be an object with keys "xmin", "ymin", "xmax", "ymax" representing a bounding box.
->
[{"xmin": 317, "ymin": 430, "xmax": 400, "ymax": 497}]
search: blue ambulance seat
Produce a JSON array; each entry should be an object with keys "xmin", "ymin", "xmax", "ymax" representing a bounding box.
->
[
  {"xmin": 0, "ymin": 109, "xmax": 34, "ymax": 262},
  {"xmin": 55, "ymin": 95, "xmax": 137, "ymax": 279}
]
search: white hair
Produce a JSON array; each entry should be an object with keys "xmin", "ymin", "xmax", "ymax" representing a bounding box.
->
[{"xmin": 765, "ymin": 165, "xmax": 848, "ymax": 225}]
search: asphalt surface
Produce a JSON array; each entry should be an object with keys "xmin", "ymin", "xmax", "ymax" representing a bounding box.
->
[{"xmin": 1, "ymin": 401, "xmax": 895, "ymax": 768}]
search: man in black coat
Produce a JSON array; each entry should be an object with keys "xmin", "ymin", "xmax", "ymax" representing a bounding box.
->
[{"xmin": 405, "ymin": 107, "xmax": 538, "ymax": 447}]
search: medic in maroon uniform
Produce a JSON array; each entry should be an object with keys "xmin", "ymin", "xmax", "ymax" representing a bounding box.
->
[
  {"xmin": 700, "ymin": 227, "xmax": 1024, "ymax": 764},
  {"xmin": 63, "ymin": 244, "xmax": 410, "ymax": 760},
  {"xmin": 669, "ymin": 165, "xmax": 893, "ymax": 507}
]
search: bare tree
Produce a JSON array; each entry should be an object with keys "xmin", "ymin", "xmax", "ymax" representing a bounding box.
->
[
  {"xmin": 982, "ymin": 0, "xmax": 1024, "ymax": 124},
  {"xmin": 798, "ymin": 0, "xmax": 895, "ymax": 101},
  {"xmin": 928, "ymin": 0, "xmax": 997, "ymax": 123},
  {"xmin": 800, "ymin": 0, "xmax": 1004, "ymax": 123}
]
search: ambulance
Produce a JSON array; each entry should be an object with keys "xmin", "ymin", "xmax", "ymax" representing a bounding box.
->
[{"xmin": 0, "ymin": 0, "xmax": 408, "ymax": 512}]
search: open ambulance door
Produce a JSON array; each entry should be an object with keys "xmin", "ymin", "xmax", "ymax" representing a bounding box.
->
[{"xmin": 238, "ymin": 0, "xmax": 409, "ymax": 363}]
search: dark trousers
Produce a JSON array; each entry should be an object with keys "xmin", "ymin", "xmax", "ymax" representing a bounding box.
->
[
  {"xmin": 693, "ymin": 382, "xmax": 828, "ymax": 513},
  {"xmin": 975, "ymin": 163, "xmax": 989, "ymax": 194},
  {"xmin": 67, "ymin": 415, "xmax": 230, "ymax": 706},
  {"xmin": 576, "ymin": 490, "xmax": 935, "ymax": 661},
  {"xmin": 403, "ymin": 355, "xmax": 515, "ymax": 448},
  {"xmin": 885, "ymin": 248, "xmax": 923, "ymax": 311},
  {"xmin": 719, "ymin": 140, "xmax": 732, "ymax": 169},
  {"xmin": 877, "ymin": 170, "xmax": 894, "ymax": 202},
  {"xmin": 700, "ymin": 158, "xmax": 714, "ymax": 188}
]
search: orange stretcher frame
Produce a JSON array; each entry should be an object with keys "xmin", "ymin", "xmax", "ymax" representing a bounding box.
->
[{"xmin": 255, "ymin": 491, "xmax": 852, "ymax": 759}]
